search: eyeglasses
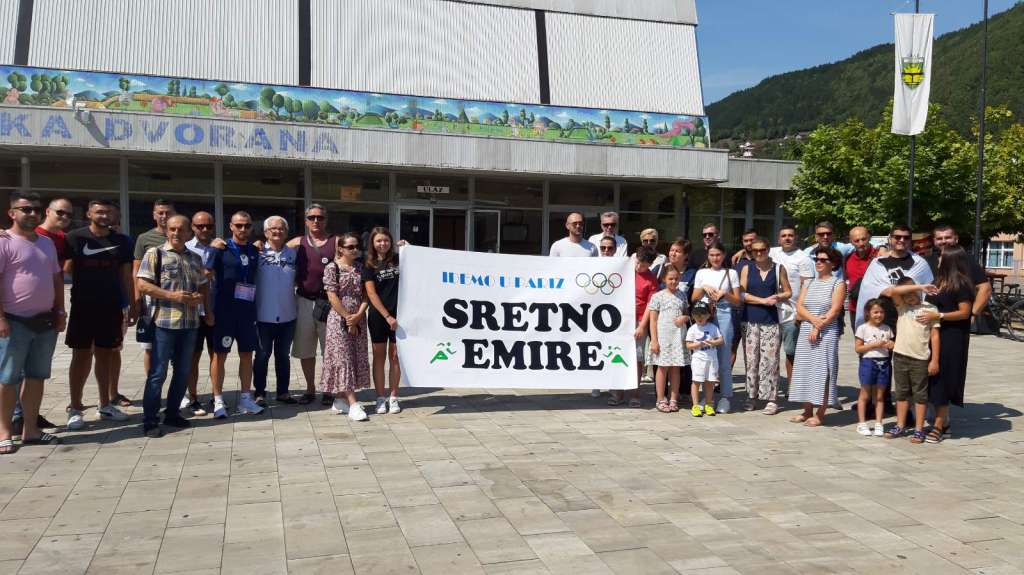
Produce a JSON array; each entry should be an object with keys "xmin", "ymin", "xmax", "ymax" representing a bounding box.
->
[
  {"xmin": 816, "ymin": 231, "xmax": 833, "ymax": 237},
  {"xmin": 232, "ymin": 223, "xmax": 252, "ymax": 230},
  {"xmin": 751, "ymin": 248, "xmax": 767, "ymax": 254},
  {"xmin": 12, "ymin": 206, "xmax": 43, "ymax": 215},
  {"xmin": 54, "ymin": 209, "xmax": 72, "ymax": 218},
  {"xmin": 568, "ymin": 221, "xmax": 584, "ymax": 227},
  {"xmin": 306, "ymin": 215, "xmax": 325, "ymax": 222},
  {"xmin": 193, "ymin": 224, "xmax": 214, "ymax": 231},
  {"xmin": 599, "ymin": 246, "xmax": 615, "ymax": 252},
  {"xmin": 340, "ymin": 244, "xmax": 359, "ymax": 251},
  {"xmin": 815, "ymin": 257, "xmax": 832, "ymax": 263},
  {"xmin": 702, "ymin": 232, "xmax": 717, "ymax": 238},
  {"xmin": 266, "ymin": 227, "xmax": 286, "ymax": 232},
  {"xmin": 601, "ymin": 222, "xmax": 616, "ymax": 228},
  {"xmin": 641, "ymin": 239, "xmax": 656, "ymax": 244},
  {"xmin": 892, "ymin": 234, "xmax": 911, "ymax": 241}
]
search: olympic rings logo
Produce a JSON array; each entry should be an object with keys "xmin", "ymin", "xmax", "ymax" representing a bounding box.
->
[{"xmin": 575, "ymin": 272, "xmax": 623, "ymax": 295}]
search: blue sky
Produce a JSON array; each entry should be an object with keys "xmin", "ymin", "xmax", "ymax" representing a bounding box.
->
[{"xmin": 697, "ymin": 0, "xmax": 1019, "ymax": 104}]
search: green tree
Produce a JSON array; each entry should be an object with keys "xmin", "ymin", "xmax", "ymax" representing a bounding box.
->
[
  {"xmin": 500, "ymin": 109, "xmax": 509, "ymax": 125},
  {"xmin": 259, "ymin": 87, "xmax": 275, "ymax": 111},
  {"xmin": 272, "ymin": 93, "xmax": 285, "ymax": 116},
  {"xmin": 118, "ymin": 77, "xmax": 132, "ymax": 92},
  {"xmin": 604, "ymin": 115, "xmax": 611, "ymax": 130},
  {"xmin": 457, "ymin": 104, "xmax": 469, "ymax": 124},
  {"xmin": 642, "ymin": 118, "xmax": 649, "ymax": 134},
  {"xmin": 289, "ymin": 98, "xmax": 303, "ymax": 118},
  {"xmin": 7, "ymin": 72, "xmax": 28, "ymax": 91},
  {"xmin": 283, "ymin": 96, "xmax": 295, "ymax": 118},
  {"xmin": 213, "ymin": 83, "xmax": 230, "ymax": 97},
  {"xmin": 302, "ymin": 99, "xmax": 319, "ymax": 121},
  {"xmin": 224, "ymin": 94, "xmax": 236, "ymax": 107},
  {"xmin": 188, "ymin": 86, "xmax": 197, "ymax": 97},
  {"xmin": 528, "ymin": 112, "xmax": 536, "ymax": 124},
  {"xmin": 787, "ymin": 103, "xmax": 1024, "ymax": 244}
]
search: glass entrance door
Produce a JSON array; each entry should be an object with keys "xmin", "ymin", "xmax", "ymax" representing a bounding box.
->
[
  {"xmin": 397, "ymin": 206, "xmax": 468, "ymax": 249},
  {"xmin": 473, "ymin": 210, "xmax": 500, "ymax": 253}
]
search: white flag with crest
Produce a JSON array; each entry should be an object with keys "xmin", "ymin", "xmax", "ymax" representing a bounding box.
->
[{"xmin": 891, "ymin": 13, "xmax": 934, "ymax": 135}]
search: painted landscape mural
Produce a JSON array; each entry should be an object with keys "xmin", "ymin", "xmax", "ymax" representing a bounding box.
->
[{"xmin": 0, "ymin": 66, "xmax": 710, "ymax": 149}]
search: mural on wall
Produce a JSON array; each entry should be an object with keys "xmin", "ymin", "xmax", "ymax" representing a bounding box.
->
[{"xmin": 0, "ymin": 66, "xmax": 710, "ymax": 149}]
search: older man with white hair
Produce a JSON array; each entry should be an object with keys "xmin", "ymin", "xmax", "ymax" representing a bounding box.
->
[
  {"xmin": 254, "ymin": 215, "xmax": 298, "ymax": 405},
  {"xmin": 588, "ymin": 211, "xmax": 627, "ymax": 257}
]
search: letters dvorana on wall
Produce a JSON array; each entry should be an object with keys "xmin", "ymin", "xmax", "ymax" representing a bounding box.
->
[{"xmin": 0, "ymin": 65, "xmax": 709, "ymax": 150}]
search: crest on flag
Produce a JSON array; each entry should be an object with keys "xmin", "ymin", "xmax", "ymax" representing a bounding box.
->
[{"xmin": 901, "ymin": 56, "xmax": 925, "ymax": 89}]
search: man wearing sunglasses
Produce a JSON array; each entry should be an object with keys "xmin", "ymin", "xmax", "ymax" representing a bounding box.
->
[
  {"xmin": 802, "ymin": 221, "xmax": 854, "ymax": 280},
  {"xmin": 588, "ymin": 211, "xmax": 627, "ymax": 257},
  {"xmin": 181, "ymin": 211, "xmax": 219, "ymax": 416},
  {"xmin": 689, "ymin": 223, "xmax": 725, "ymax": 270},
  {"xmin": 209, "ymin": 211, "xmax": 263, "ymax": 417},
  {"xmin": 287, "ymin": 204, "xmax": 337, "ymax": 406},
  {"xmin": 856, "ymin": 224, "xmax": 934, "ymax": 330},
  {"xmin": 549, "ymin": 212, "xmax": 598, "ymax": 257}
]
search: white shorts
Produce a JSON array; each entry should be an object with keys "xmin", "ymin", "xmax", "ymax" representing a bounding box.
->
[
  {"xmin": 690, "ymin": 354, "xmax": 719, "ymax": 383},
  {"xmin": 291, "ymin": 295, "xmax": 327, "ymax": 359}
]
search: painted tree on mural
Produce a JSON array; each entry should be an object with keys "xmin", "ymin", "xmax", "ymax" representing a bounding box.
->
[
  {"xmin": 166, "ymin": 79, "xmax": 180, "ymax": 96},
  {"xmin": 118, "ymin": 77, "xmax": 131, "ymax": 92},
  {"xmin": 500, "ymin": 109, "xmax": 510, "ymax": 126},
  {"xmin": 6, "ymin": 72, "xmax": 28, "ymax": 92},
  {"xmin": 302, "ymin": 99, "xmax": 319, "ymax": 121}
]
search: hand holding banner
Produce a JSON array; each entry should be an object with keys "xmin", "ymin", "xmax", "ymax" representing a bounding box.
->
[{"xmin": 396, "ymin": 246, "xmax": 638, "ymax": 390}]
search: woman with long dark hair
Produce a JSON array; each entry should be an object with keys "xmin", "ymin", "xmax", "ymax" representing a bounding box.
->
[
  {"xmin": 691, "ymin": 242, "xmax": 741, "ymax": 414},
  {"xmin": 363, "ymin": 227, "xmax": 402, "ymax": 415},
  {"xmin": 919, "ymin": 246, "xmax": 975, "ymax": 442}
]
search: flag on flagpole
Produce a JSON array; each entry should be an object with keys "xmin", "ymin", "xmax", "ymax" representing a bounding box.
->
[{"xmin": 891, "ymin": 13, "xmax": 934, "ymax": 136}]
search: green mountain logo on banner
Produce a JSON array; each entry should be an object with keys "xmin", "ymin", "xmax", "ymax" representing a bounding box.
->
[
  {"xmin": 430, "ymin": 342, "xmax": 456, "ymax": 364},
  {"xmin": 604, "ymin": 346, "xmax": 628, "ymax": 367}
]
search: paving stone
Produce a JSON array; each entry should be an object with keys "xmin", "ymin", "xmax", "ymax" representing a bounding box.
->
[
  {"xmin": 20, "ymin": 532, "xmax": 102, "ymax": 575},
  {"xmin": 156, "ymin": 523, "xmax": 224, "ymax": 573},
  {"xmin": 495, "ymin": 496, "xmax": 569, "ymax": 536},
  {"xmin": 336, "ymin": 492, "xmax": 397, "ymax": 531},
  {"xmin": 411, "ymin": 542, "xmax": 485, "ymax": 574},
  {"xmin": 434, "ymin": 485, "xmax": 502, "ymax": 521},
  {"xmin": 393, "ymin": 503, "xmax": 464, "ymax": 547},
  {"xmin": 458, "ymin": 517, "xmax": 537, "ymax": 564}
]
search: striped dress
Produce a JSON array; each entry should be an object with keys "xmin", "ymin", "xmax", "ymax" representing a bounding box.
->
[{"xmin": 789, "ymin": 276, "xmax": 842, "ymax": 406}]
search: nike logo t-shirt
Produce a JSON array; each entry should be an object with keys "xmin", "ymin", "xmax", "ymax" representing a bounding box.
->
[{"xmin": 66, "ymin": 226, "xmax": 133, "ymax": 307}]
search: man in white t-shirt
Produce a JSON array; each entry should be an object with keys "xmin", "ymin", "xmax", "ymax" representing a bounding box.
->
[
  {"xmin": 588, "ymin": 211, "xmax": 627, "ymax": 257},
  {"xmin": 769, "ymin": 225, "xmax": 814, "ymax": 390},
  {"xmin": 550, "ymin": 212, "xmax": 598, "ymax": 257}
]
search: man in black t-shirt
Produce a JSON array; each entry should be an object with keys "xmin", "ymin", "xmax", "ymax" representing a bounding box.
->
[
  {"xmin": 925, "ymin": 224, "xmax": 991, "ymax": 317},
  {"xmin": 64, "ymin": 200, "xmax": 136, "ymax": 430},
  {"xmin": 688, "ymin": 222, "xmax": 730, "ymax": 271}
]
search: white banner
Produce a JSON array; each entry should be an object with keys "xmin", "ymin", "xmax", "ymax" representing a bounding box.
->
[
  {"xmin": 891, "ymin": 13, "xmax": 934, "ymax": 136},
  {"xmin": 396, "ymin": 246, "xmax": 637, "ymax": 389}
]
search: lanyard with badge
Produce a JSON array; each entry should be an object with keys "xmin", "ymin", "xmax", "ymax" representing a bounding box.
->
[{"xmin": 228, "ymin": 240, "xmax": 256, "ymax": 302}]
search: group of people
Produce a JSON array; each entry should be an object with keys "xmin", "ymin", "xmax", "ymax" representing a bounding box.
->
[
  {"xmin": 0, "ymin": 194, "xmax": 405, "ymax": 448},
  {"xmin": 552, "ymin": 212, "xmax": 987, "ymax": 442},
  {"xmin": 0, "ymin": 195, "xmax": 989, "ymax": 451}
]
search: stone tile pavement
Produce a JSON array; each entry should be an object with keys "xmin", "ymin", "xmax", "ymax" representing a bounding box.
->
[{"xmin": 1, "ymin": 333, "xmax": 1022, "ymax": 575}]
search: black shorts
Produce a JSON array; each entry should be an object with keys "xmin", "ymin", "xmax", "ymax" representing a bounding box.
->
[
  {"xmin": 66, "ymin": 305, "xmax": 123, "ymax": 349},
  {"xmin": 367, "ymin": 309, "xmax": 396, "ymax": 344},
  {"xmin": 194, "ymin": 320, "xmax": 215, "ymax": 354}
]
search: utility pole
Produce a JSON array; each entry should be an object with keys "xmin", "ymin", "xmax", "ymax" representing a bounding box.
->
[
  {"xmin": 907, "ymin": 0, "xmax": 920, "ymax": 229},
  {"xmin": 973, "ymin": 0, "xmax": 988, "ymax": 262}
]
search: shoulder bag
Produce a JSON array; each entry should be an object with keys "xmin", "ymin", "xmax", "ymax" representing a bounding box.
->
[
  {"xmin": 312, "ymin": 263, "xmax": 340, "ymax": 322},
  {"xmin": 135, "ymin": 247, "xmax": 163, "ymax": 343}
]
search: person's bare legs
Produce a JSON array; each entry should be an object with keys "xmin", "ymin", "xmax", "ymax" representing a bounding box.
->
[
  {"xmin": 669, "ymin": 367, "xmax": 680, "ymax": 404},
  {"xmin": 857, "ymin": 387, "xmax": 870, "ymax": 424},
  {"xmin": 300, "ymin": 357, "xmax": 317, "ymax": 396},
  {"xmin": 912, "ymin": 402, "xmax": 927, "ymax": 433},
  {"xmin": 68, "ymin": 348, "xmax": 92, "ymax": 411},
  {"xmin": 704, "ymin": 381, "xmax": 715, "ymax": 407},
  {"xmin": 933, "ymin": 404, "xmax": 950, "ymax": 433},
  {"xmin": 238, "ymin": 352, "xmax": 254, "ymax": 393},
  {"xmin": 18, "ymin": 379, "xmax": 44, "ymax": 440},
  {"xmin": 211, "ymin": 352, "xmax": 227, "ymax": 398},
  {"xmin": 387, "ymin": 342, "xmax": 400, "ymax": 397},
  {"xmin": 874, "ymin": 386, "xmax": 885, "ymax": 426},
  {"xmin": 655, "ymin": 366, "xmax": 667, "ymax": 404},
  {"xmin": 0, "ymin": 385, "xmax": 18, "ymax": 444},
  {"xmin": 93, "ymin": 348, "xmax": 115, "ymax": 408},
  {"xmin": 691, "ymin": 381, "xmax": 701, "ymax": 406},
  {"xmin": 187, "ymin": 352, "xmax": 202, "ymax": 402},
  {"xmin": 371, "ymin": 343, "xmax": 387, "ymax": 397},
  {"xmin": 109, "ymin": 348, "xmax": 122, "ymax": 401}
]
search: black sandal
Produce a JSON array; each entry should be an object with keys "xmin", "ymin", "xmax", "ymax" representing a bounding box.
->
[
  {"xmin": 22, "ymin": 432, "xmax": 61, "ymax": 446},
  {"xmin": 298, "ymin": 393, "xmax": 317, "ymax": 405},
  {"xmin": 317, "ymin": 393, "xmax": 332, "ymax": 406},
  {"xmin": 925, "ymin": 428, "xmax": 944, "ymax": 444}
]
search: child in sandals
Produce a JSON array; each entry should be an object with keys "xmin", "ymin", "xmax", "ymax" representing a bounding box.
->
[{"xmin": 648, "ymin": 268, "xmax": 689, "ymax": 412}]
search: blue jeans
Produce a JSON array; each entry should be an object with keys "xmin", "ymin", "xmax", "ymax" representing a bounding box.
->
[
  {"xmin": 144, "ymin": 327, "xmax": 198, "ymax": 428},
  {"xmin": 254, "ymin": 320, "xmax": 296, "ymax": 397},
  {"xmin": 713, "ymin": 305, "xmax": 734, "ymax": 398}
]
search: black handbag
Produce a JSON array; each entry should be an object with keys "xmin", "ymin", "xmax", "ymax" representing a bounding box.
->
[
  {"xmin": 312, "ymin": 263, "xmax": 339, "ymax": 322},
  {"xmin": 5, "ymin": 311, "xmax": 57, "ymax": 333},
  {"xmin": 135, "ymin": 248, "xmax": 163, "ymax": 343}
]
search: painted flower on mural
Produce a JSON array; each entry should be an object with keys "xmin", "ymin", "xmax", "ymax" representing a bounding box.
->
[{"xmin": 0, "ymin": 65, "xmax": 711, "ymax": 149}]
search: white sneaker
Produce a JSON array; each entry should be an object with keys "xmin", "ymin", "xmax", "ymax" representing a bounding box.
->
[
  {"xmin": 375, "ymin": 397, "xmax": 388, "ymax": 415},
  {"xmin": 99, "ymin": 404, "xmax": 129, "ymax": 422},
  {"xmin": 237, "ymin": 394, "xmax": 264, "ymax": 415},
  {"xmin": 717, "ymin": 397, "xmax": 731, "ymax": 414},
  {"xmin": 213, "ymin": 398, "xmax": 228, "ymax": 419},
  {"xmin": 388, "ymin": 397, "xmax": 401, "ymax": 414},
  {"xmin": 331, "ymin": 398, "xmax": 349, "ymax": 414},
  {"xmin": 590, "ymin": 389, "xmax": 601, "ymax": 398},
  {"xmin": 874, "ymin": 423, "xmax": 885, "ymax": 437},
  {"xmin": 179, "ymin": 396, "xmax": 191, "ymax": 410},
  {"xmin": 66, "ymin": 408, "xmax": 85, "ymax": 430},
  {"xmin": 857, "ymin": 423, "xmax": 872, "ymax": 436},
  {"xmin": 348, "ymin": 403, "xmax": 368, "ymax": 422}
]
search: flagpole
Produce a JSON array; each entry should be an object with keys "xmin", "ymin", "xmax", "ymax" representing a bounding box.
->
[
  {"xmin": 973, "ymin": 0, "xmax": 988, "ymax": 261},
  {"xmin": 908, "ymin": 0, "xmax": 920, "ymax": 229}
]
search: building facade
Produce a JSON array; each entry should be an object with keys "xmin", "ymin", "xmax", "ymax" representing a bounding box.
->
[{"xmin": 0, "ymin": 0, "xmax": 795, "ymax": 254}]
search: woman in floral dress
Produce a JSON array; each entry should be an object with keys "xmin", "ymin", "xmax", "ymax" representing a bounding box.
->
[{"xmin": 321, "ymin": 233, "xmax": 371, "ymax": 421}]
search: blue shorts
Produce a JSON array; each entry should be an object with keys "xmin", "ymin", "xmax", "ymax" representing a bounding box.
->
[
  {"xmin": 0, "ymin": 320, "xmax": 59, "ymax": 383},
  {"xmin": 858, "ymin": 357, "xmax": 891, "ymax": 388},
  {"xmin": 212, "ymin": 301, "xmax": 258, "ymax": 353}
]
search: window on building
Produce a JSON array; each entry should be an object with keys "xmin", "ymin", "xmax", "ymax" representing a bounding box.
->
[
  {"xmin": 127, "ymin": 160, "xmax": 214, "ymax": 196},
  {"xmin": 313, "ymin": 171, "xmax": 389, "ymax": 203},
  {"xmin": 475, "ymin": 179, "xmax": 543, "ymax": 208},
  {"xmin": 549, "ymin": 181, "xmax": 613, "ymax": 207},
  {"xmin": 30, "ymin": 156, "xmax": 120, "ymax": 192},
  {"xmin": 618, "ymin": 183, "xmax": 681, "ymax": 253},
  {"xmin": 987, "ymin": 241, "xmax": 1015, "ymax": 269}
]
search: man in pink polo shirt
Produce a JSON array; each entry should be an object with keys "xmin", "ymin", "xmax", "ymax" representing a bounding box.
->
[{"xmin": 0, "ymin": 192, "xmax": 66, "ymax": 453}]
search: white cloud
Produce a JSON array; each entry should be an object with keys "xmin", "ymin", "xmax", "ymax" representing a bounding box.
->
[
  {"xmin": 556, "ymin": 111, "xmax": 570, "ymax": 118},
  {"xmin": 130, "ymin": 79, "xmax": 146, "ymax": 88},
  {"xmin": 598, "ymin": 110, "xmax": 609, "ymax": 115},
  {"xmin": 466, "ymin": 106, "xmax": 482, "ymax": 114},
  {"xmin": 229, "ymin": 83, "xmax": 247, "ymax": 90},
  {"xmin": 432, "ymin": 99, "xmax": 447, "ymax": 104}
]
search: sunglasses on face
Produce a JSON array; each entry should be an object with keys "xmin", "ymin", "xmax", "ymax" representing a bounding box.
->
[
  {"xmin": 892, "ymin": 234, "xmax": 911, "ymax": 241},
  {"xmin": 600, "ymin": 246, "xmax": 615, "ymax": 252},
  {"xmin": 339, "ymin": 244, "xmax": 359, "ymax": 251},
  {"xmin": 815, "ymin": 257, "xmax": 831, "ymax": 263},
  {"xmin": 54, "ymin": 209, "xmax": 72, "ymax": 218},
  {"xmin": 12, "ymin": 206, "xmax": 43, "ymax": 215},
  {"xmin": 194, "ymin": 224, "xmax": 214, "ymax": 231},
  {"xmin": 702, "ymin": 232, "xmax": 716, "ymax": 238},
  {"xmin": 601, "ymin": 222, "xmax": 616, "ymax": 228},
  {"xmin": 816, "ymin": 231, "xmax": 833, "ymax": 236},
  {"xmin": 306, "ymin": 215, "xmax": 325, "ymax": 222},
  {"xmin": 641, "ymin": 239, "xmax": 656, "ymax": 244},
  {"xmin": 752, "ymin": 248, "xmax": 767, "ymax": 254},
  {"xmin": 232, "ymin": 223, "xmax": 252, "ymax": 230},
  {"xmin": 568, "ymin": 221, "xmax": 584, "ymax": 227}
]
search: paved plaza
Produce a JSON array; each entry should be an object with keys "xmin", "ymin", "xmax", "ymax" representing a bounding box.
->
[{"xmin": 1, "ymin": 333, "xmax": 1022, "ymax": 575}]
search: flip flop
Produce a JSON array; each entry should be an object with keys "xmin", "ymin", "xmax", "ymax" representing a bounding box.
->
[
  {"xmin": 0, "ymin": 438, "xmax": 16, "ymax": 455},
  {"xmin": 21, "ymin": 432, "xmax": 61, "ymax": 445},
  {"xmin": 606, "ymin": 396, "xmax": 625, "ymax": 406}
]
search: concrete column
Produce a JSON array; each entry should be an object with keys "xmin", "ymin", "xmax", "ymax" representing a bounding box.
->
[
  {"xmin": 214, "ymin": 162, "xmax": 224, "ymax": 238},
  {"xmin": 119, "ymin": 157, "xmax": 130, "ymax": 233}
]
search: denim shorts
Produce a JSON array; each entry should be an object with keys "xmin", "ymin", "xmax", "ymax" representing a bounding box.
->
[
  {"xmin": 858, "ymin": 357, "xmax": 891, "ymax": 388},
  {"xmin": 781, "ymin": 321, "xmax": 799, "ymax": 357},
  {"xmin": 0, "ymin": 320, "xmax": 58, "ymax": 384}
]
